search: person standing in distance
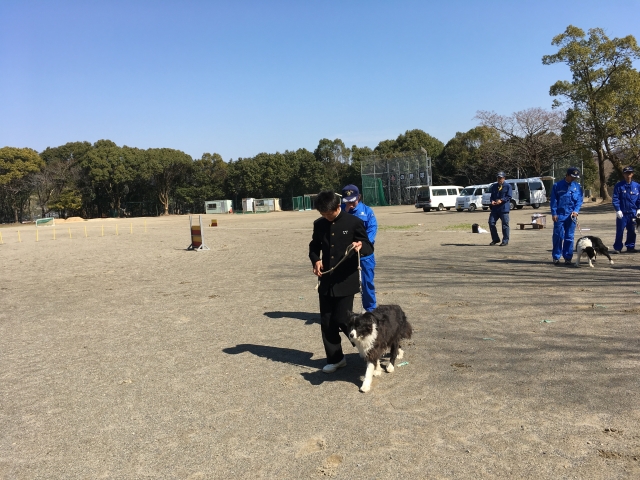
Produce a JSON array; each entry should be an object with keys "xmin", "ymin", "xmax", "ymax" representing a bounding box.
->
[
  {"xmin": 550, "ymin": 167, "xmax": 583, "ymax": 265},
  {"xmin": 612, "ymin": 166, "xmax": 640, "ymax": 254},
  {"xmin": 341, "ymin": 184, "xmax": 378, "ymax": 312},
  {"xmin": 488, "ymin": 172, "xmax": 512, "ymax": 246},
  {"xmin": 309, "ymin": 191, "xmax": 373, "ymax": 374}
]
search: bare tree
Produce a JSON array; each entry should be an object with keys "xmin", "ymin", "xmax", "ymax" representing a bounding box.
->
[
  {"xmin": 30, "ymin": 159, "xmax": 80, "ymax": 217},
  {"xmin": 475, "ymin": 108, "xmax": 570, "ymax": 177}
]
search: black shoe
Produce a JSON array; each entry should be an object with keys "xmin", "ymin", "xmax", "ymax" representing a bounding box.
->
[
  {"xmin": 553, "ymin": 259, "xmax": 560, "ymax": 265},
  {"xmin": 612, "ymin": 249, "xmax": 621, "ymax": 254},
  {"xmin": 564, "ymin": 259, "xmax": 573, "ymax": 265},
  {"xmin": 627, "ymin": 248, "xmax": 636, "ymax": 253},
  {"xmin": 499, "ymin": 242, "xmax": 508, "ymax": 246},
  {"xmin": 490, "ymin": 241, "xmax": 499, "ymax": 246}
]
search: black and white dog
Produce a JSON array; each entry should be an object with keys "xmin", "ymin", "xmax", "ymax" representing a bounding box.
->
[
  {"xmin": 575, "ymin": 236, "xmax": 614, "ymax": 268},
  {"xmin": 345, "ymin": 305, "xmax": 413, "ymax": 393}
]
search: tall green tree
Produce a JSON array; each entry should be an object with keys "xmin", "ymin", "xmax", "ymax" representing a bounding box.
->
[
  {"xmin": 340, "ymin": 145, "xmax": 374, "ymax": 188},
  {"xmin": 374, "ymin": 129, "xmax": 445, "ymax": 158},
  {"xmin": 0, "ymin": 147, "xmax": 44, "ymax": 222},
  {"xmin": 175, "ymin": 152, "xmax": 228, "ymax": 212},
  {"xmin": 82, "ymin": 140, "xmax": 140, "ymax": 214},
  {"xmin": 542, "ymin": 25, "xmax": 640, "ymax": 199},
  {"xmin": 288, "ymin": 148, "xmax": 327, "ymax": 195},
  {"xmin": 144, "ymin": 148, "xmax": 193, "ymax": 215},
  {"xmin": 437, "ymin": 126, "xmax": 501, "ymax": 184},
  {"xmin": 37, "ymin": 141, "xmax": 91, "ymax": 217},
  {"xmin": 314, "ymin": 138, "xmax": 351, "ymax": 190},
  {"xmin": 394, "ymin": 129, "xmax": 445, "ymax": 158},
  {"xmin": 225, "ymin": 157, "xmax": 263, "ymax": 206}
]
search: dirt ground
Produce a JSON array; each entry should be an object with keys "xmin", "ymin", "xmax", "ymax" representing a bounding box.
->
[{"xmin": 2, "ymin": 203, "xmax": 640, "ymax": 479}]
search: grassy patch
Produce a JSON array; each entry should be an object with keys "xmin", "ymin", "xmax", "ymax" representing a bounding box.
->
[
  {"xmin": 444, "ymin": 223, "xmax": 477, "ymax": 231},
  {"xmin": 379, "ymin": 224, "xmax": 417, "ymax": 231}
]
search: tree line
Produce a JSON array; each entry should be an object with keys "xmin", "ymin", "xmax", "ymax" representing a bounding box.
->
[{"xmin": 1, "ymin": 25, "xmax": 639, "ymax": 222}]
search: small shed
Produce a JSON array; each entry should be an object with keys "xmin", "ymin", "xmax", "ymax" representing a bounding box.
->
[
  {"xmin": 255, "ymin": 198, "xmax": 281, "ymax": 213},
  {"xmin": 205, "ymin": 200, "xmax": 233, "ymax": 214},
  {"xmin": 242, "ymin": 198, "xmax": 255, "ymax": 213}
]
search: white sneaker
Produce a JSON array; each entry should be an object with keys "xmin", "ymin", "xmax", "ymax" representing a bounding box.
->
[{"xmin": 322, "ymin": 357, "xmax": 347, "ymax": 373}]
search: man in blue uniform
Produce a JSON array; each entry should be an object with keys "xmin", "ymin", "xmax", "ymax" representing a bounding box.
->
[
  {"xmin": 612, "ymin": 166, "xmax": 640, "ymax": 254},
  {"xmin": 550, "ymin": 167, "xmax": 583, "ymax": 265},
  {"xmin": 488, "ymin": 172, "xmax": 512, "ymax": 246},
  {"xmin": 341, "ymin": 184, "xmax": 378, "ymax": 311}
]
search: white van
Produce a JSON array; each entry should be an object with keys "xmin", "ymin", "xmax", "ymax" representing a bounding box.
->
[
  {"xmin": 415, "ymin": 185, "xmax": 464, "ymax": 212},
  {"xmin": 481, "ymin": 177, "xmax": 547, "ymax": 210},
  {"xmin": 455, "ymin": 184, "xmax": 491, "ymax": 212}
]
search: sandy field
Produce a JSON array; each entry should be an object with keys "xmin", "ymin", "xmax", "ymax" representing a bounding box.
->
[{"xmin": 2, "ymin": 203, "xmax": 640, "ymax": 479}]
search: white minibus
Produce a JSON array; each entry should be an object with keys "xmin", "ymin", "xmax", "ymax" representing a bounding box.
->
[
  {"xmin": 415, "ymin": 185, "xmax": 464, "ymax": 212},
  {"xmin": 481, "ymin": 177, "xmax": 548, "ymax": 209}
]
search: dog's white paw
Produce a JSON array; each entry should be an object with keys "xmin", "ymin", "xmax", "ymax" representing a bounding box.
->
[
  {"xmin": 360, "ymin": 384, "xmax": 371, "ymax": 393},
  {"xmin": 373, "ymin": 369, "xmax": 382, "ymax": 377},
  {"xmin": 589, "ymin": 264, "xmax": 594, "ymax": 268},
  {"xmin": 397, "ymin": 348, "xmax": 404, "ymax": 359},
  {"xmin": 386, "ymin": 363, "xmax": 395, "ymax": 373},
  {"xmin": 610, "ymin": 260, "xmax": 614, "ymax": 265}
]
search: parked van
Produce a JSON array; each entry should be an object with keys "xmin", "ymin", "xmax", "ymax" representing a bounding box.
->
[
  {"xmin": 481, "ymin": 177, "xmax": 548, "ymax": 210},
  {"xmin": 415, "ymin": 185, "xmax": 464, "ymax": 212},
  {"xmin": 455, "ymin": 184, "xmax": 491, "ymax": 212}
]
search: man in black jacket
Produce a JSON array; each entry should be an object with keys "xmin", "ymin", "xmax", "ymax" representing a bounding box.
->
[{"xmin": 309, "ymin": 191, "xmax": 374, "ymax": 373}]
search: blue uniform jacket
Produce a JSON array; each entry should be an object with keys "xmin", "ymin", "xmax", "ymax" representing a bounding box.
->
[
  {"xmin": 550, "ymin": 179, "xmax": 583, "ymax": 219},
  {"xmin": 343, "ymin": 202, "xmax": 377, "ymax": 245},
  {"xmin": 489, "ymin": 182, "xmax": 512, "ymax": 213},
  {"xmin": 612, "ymin": 180, "xmax": 640, "ymax": 214}
]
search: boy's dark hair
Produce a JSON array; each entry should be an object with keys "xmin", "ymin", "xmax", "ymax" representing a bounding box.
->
[{"xmin": 315, "ymin": 191, "xmax": 340, "ymax": 213}]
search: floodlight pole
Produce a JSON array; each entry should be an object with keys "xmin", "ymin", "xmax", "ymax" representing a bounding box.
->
[{"xmin": 387, "ymin": 160, "xmax": 391, "ymax": 205}]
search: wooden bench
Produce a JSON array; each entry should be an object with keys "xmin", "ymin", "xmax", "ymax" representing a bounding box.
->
[{"xmin": 517, "ymin": 223, "xmax": 544, "ymax": 230}]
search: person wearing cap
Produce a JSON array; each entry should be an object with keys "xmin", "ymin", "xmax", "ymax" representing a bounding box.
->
[
  {"xmin": 612, "ymin": 166, "xmax": 640, "ymax": 254},
  {"xmin": 341, "ymin": 184, "xmax": 378, "ymax": 311},
  {"xmin": 488, "ymin": 172, "xmax": 512, "ymax": 246},
  {"xmin": 309, "ymin": 191, "xmax": 373, "ymax": 374},
  {"xmin": 550, "ymin": 167, "xmax": 583, "ymax": 265}
]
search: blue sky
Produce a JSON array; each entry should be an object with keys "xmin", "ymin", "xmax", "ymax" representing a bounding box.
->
[{"xmin": 1, "ymin": 0, "xmax": 639, "ymax": 161}]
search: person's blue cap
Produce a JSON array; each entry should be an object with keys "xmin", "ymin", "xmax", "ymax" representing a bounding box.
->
[
  {"xmin": 567, "ymin": 167, "xmax": 580, "ymax": 178},
  {"xmin": 496, "ymin": 171, "xmax": 506, "ymax": 178},
  {"xmin": 623, "ymin": 166, "xmax": 634, "ymax": 173},
  {"xmin": 341, "ymin": 184, "xmax": 360, "ymax": 202}
]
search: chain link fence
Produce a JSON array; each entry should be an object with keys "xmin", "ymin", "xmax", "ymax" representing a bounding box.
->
[{"xmin": 360, "ymin": 149, "xmax": 432, "ymax": 206}]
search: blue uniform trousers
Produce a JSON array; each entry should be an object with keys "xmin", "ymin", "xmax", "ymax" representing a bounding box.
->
[
  {"xmin": 613, "ymin": 213, "xmax": 636, "ymax": 251},
  {"xmin": 488, "ymin": 211, "xmax": 510, "ymax": 244},
  {"xmin": 552, "ymin": 216, "xmax": 577, "ymax": 261},
  {"xmin": 360, "ymin": 255, "xmax": 377, "ymax": 312}
]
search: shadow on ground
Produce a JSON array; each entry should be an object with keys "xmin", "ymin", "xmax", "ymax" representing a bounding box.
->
[
  {"xmin": 263, "ymin": 311, "xmax": 319, "ymax": 324},
  {"xmin": 441, "ymin": 243, "xmax": 488, "ymax": 247},
  {"xmin": 222, "ymin": 344, "xmax": 362, "ymax": 386}
]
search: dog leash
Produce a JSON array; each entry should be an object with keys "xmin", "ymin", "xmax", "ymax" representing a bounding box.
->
[
  {"xmin": 572, "ymin": 215, "xmax": 583, "ymax": 235},
  {"xmin": 315, "ymin": 243, "xmax": 357, "ymax": 290},
  {"xmin": 356, "ymin": 248, "xmax": 365, "ymax": 314},
  {"xmin": 315, "ymin": 245, "xmax": 366, "ymax": 314}
]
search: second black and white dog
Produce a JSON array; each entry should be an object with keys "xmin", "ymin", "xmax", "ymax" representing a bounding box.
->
[
  {"xmin": 575, "ymin": 236, "xmax": 614, "ymax": 268},
  {"xmin": 345, "ymin": 305, "xmax": 412, "ymax": 393}
]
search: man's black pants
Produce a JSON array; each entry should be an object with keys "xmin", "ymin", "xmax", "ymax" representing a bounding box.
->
[{"xmin": 319, "ymin": 294, "xmax": 354, "ymax": 364}]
